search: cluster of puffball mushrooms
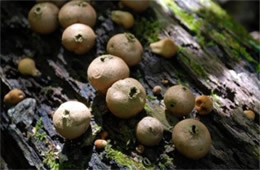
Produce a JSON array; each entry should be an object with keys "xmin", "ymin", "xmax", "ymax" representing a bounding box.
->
[{"xmin": 3, "ymin": 0, "xmax": 256, "ymax": 161}]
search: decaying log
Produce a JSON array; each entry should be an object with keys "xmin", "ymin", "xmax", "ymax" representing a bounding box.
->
[{"xmin": 1, "ymin": 0, "xmax": 259, "ymax": 169}]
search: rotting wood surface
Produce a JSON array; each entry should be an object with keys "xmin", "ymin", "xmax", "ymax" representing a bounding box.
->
[{"xmin": 1, "ymin": 0, "xmax": 259, "ymax": 169}]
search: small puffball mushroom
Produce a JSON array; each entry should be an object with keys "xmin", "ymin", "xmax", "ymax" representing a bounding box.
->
[
  {"xmin": 58, "ymin": 0, "xmax": 96, "ymax": 28},
  {"xmin": 136, "ymin": 117, "xmax": 164, "ymax": 146},
  {"xmin": 111, "ymin": 10, "xmax": 135, "ymax": 29},
  {"xmin": 28, "ymin": 2, "xmax": 59, "ymax": 34},
  {"xmin": 4, "ymin": 89, "xmax": 25, "ymax": 105},
  {"xmin": 172, "ymin": 119, "xmax": 212, "ymax": 160},
  {"xmin": 62, "ymin": 23, "xmax": 96, "ymax": 54},
  {"xmin": 195, "ymin": 95, "xmax": 213, "ymax": 115},
  {"xmin": 87, "ymin": 55, "xmax": 130, "ymax": 94},
  {"xmin": 164, "ymin": 85, "xmax": 195, "ymax": 117},
  {"xmin": 150, "ymin": 39, "xmax": 178, "ymax": 58},
  {"xmin": 121, "ymin": 0, "xmax": 150, "ymax": 13},
  {"xmin": 18, "ymin": 58, "xmax": 41, "ymax": 76},
  {"xmin": 107, "ymin": 33, "xmax": 143, "ymax": 66},
  {"xmin": 53, "ymin": 101, "xmax": 91, "ymax": 139},
  {"xmin": 243, "ymin": 110, "xmax": 255, "ymax": 121},
  {"xmin": 94, "ymin": 139, "xmax": 108, "ymax": 149},
  {"xmin": 106, "ymin": 78, "xmax": 146, "ymax": 119},
  {"xmin": 152, "ymin": 85, "xmax": 162, "ymax": 95}
]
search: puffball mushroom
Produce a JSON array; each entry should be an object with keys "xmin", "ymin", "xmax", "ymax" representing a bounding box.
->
[
  {"xmin": 87, "ymin": 55, "xmax": 130, "ymax": 94},
  {"xmin": 18, "ymin": 58, "xmax": 41, "ymax": 76},
  {"xmin": 58, "ymin": 0, "xmax": 96, "ymax": 28},
  {"xmin": 195, "ymin": 95, "xmax": 213, "ymax": 115},
  {"xmin": 121, "ymin": 0, "xmax": 150, "ymax": 13},
  {"xmin": 28, "ymin": 2, "xmax": 59, "ymax": 34},
  {"xmin": 94, "ymin": 139, "xmax": 108, "ymax": 149},
  {"xmin": 164, "ymin": 85, "xmax": 195, "ymax": 117},
  {"xmin": 62, "ymin": 23, "xmax": 96, "ymax": 54},
  {"xmin": 243, "ymin": 110, "xmax": 255, "ymax": 121},
  {"xmin": 111, "ymin": 10, "xmax": 135, "ymax": 29},
  {"xmin": 107, "ymin": 33, "xmax": 143, "ymax": 66},
  {"xmin": 4, "ymin": 89, "xmax": 25, "ymax": 105},
  {"xmin": 172, "ymin": 119, "xmax": 212, "ymax": 160},
  {"xmin": 150, "ymin": 39, "xmax": 178, "ymax": 58},
  {"xmin": 106, "ymin": 78, "xmax": 146, "ymax": 119},
  {"xmin": 136, "ymin": 117, "xmax": 164, "ymax": 146},
  {"xmin": 53, "ymin": 101, "xmax": 91, "ymax": 139}
]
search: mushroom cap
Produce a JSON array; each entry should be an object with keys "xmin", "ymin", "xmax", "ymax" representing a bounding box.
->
[
  {"xmin": 53, "ymin": 101, "xmax": 91, "ymax": 139},
  {"xmin": 243, "ymin": 110, "xmax": 255, "ymax": 121},
  {"xmin": 28, "ymin": 2, "xmax": 59, "ymax": 34},
  {"xmin": 3, "ymin": 89, "xmax": 25, "ymax": 105},
  {"xmin": 172, "ymin": 119, "xmax": 212, "ymax": 160},
  {"xmin": 106, "ymin": 78, "xmax": 146, "ymax": 119},
  {"xmin": 58, "ymin": 0, "xmax": 96, "ymax": 28},
  {"xmin": 111, "ymin": 10, "xmax": 135, "ymax": 29},
  {"xmin": 18, "ymin": 58, "xmax": 40, "ymax": 76},
  {"xmin": 121, "ymin": 0, "xmax": 150, "ymax": 13},
  {"xmin": 136, "ymin": 116, "xmax": 164, "ymax": 146},
  {"xmin": 87, "ymin": 55, "xmax": 130, "ymax": 94},
  {"xmin": 164, "ymin": 85, "xmax": 195, "ymax": 116},
  {"xmin": 150, "ymin": 39, "xmax": 178, "ymax": 58},
  {"xmin": 106, "ymin": 33, "xmax": 143, "ymax": 66},
  {"xmin": 195, "ymin": 95, "xmax": 213, "ymax": 115},
  {"xmin": 62, "ymin": 23, "xmax": 96, "ymax": 54}
]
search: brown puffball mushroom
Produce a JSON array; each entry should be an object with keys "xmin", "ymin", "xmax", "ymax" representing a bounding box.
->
[
  {"xmin": 107, "ymin": 33, "xmax": 143, "ymax": 66},
  {"xmin": 172, "ymin": 119, "xmax": 212, "ymax": 160},
  {"xmin": 53, "ymin": 101, "xmax": 91, "ymax": 139},
  {"xmin": 136, "ymin": 117, "xmax": 164, "ymax": 146},
  {"xmin": 243, "ymin": 110, "xmax": 255, "ymax": 121},
  {"xmin": 18, "ymin": 58, "xmax": 41, "ymax": 77},
  {"xmin": 4, "ymin": 89, "xmax": 25, "ymax": 105},
  {"xmin": 195, "ymin": 95, "xmax": 213, "ymax": 115},
  {"xmin": 150, "ymin": 39, "xmax": 178, "ymax": 58},
  {"xmin": 87, "ymin": 55, "xmax": 130, "ymax": 94},
  {"xmin": 106, "ymin": 78, "xmax": 146, "ymax": 119},
  {"xmin": 28, "ymin": 2, "xmax": 59, "ymax": 34},
  {"xmin": 62, "ymin": 23, "xmax": 96, "ymax": 54},
  {"xmin": 164, "ymin": 85, "xmax": 195, "ymax": 117},
  {"xmin": 94, "ymin": 139, "xmax": 108, "ymax": 149},
  {"xmin": 121, "ymin": 0, "xmax": 150, "ymax": 13},
  {"xmin": 111, "ymin": 10, "xmax": 135, "ymax": 29},
  {"xmin": 152, "ymin": 85, "xmax": 162, "ymax": 95},
  {"xmin": 58, "ymin": 0, "xmax": 96, "ymax": 28}
]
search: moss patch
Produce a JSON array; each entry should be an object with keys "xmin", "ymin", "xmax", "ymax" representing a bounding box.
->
[
  {"xmin": 105, "ymin": 144, "xmax": 147, "ymax": 169},
  {"xmin": 133, "ymin": 16, "xmax": 162, "ymax": 45}
]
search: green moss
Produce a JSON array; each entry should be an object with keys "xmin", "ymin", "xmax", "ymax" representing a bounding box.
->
[
  {"xmin": 43, "ymin": 151, "xmax": 60, "ymax": 170},
  {"xmin": 105, "ymin": 144, "xmax": 147, "ymax": 169},
  {"xmin": 133, "ymin": 17, "xmax": 162, "ymax": 45},
  {"xmin": 210, "ymin": 90, "xmax": 221, "ymax": 108},
  {"xmin": 147, "ymin": 95, "xmax": 157, "ymax": 102},
  {"xmin": 163, "ymin": 0, "xmax": 202, "ymax": 33},
  {"xmin": 35, "ymin": 118, "xmax": 48, "ymax": 143},
  {"xmin": 178, "ymin": 53, "xmax": 207, "ymax": 78}
]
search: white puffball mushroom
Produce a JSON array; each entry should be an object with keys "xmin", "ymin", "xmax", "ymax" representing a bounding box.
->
[
  {"xmin": 136, "ymin": 116, "xmax": 164, "ymax": 146},
  {"xmin": 53, "ymin": 101, "xmax": 91, "ymax": 139}
]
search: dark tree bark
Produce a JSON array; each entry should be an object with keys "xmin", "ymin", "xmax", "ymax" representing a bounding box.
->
[{"xmin": 1, "ymin": 0, "xmax": 259, "ymax": 169}]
